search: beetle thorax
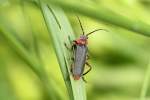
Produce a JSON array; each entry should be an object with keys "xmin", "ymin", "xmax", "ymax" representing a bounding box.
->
[{"xmin": 75, "ymin": 35, "xmax": 88, "ymax": 45}]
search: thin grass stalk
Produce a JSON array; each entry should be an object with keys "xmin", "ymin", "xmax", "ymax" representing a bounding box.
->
[
  {"xmin": 140, "ymin": 59, "xmax": 150, "ymax": 100},
  {"xmin": 44, "ymin": 0, "xmax": 150, "ymax": 37},
  {"xmin": 39, "ymin": 1, "xmax": 86, "ymax": 100}
]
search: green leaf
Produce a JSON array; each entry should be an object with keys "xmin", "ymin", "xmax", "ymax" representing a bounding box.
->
[
  {"xmin": 140, "ymin": 60, "xmax": 150, "ymax": 100},
  {"xmin": 0, "ymin": 5, "xmax": 61, "ymax": 100},
  {"xmin": 0, "ymin": 59, "xmax": 17, "ymax": 100},
  {"xmin": 44, "ymin": 0, "xmax": 150, "ymax": 37},
  {"xmin": 39, "ymin": 1, "xmax": 86, "ymax": 100}
]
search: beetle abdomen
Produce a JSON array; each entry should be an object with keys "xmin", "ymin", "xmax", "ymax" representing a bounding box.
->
[{"xmin": 73, "ymin": 45, "xmax": 88, "ymax": 79}]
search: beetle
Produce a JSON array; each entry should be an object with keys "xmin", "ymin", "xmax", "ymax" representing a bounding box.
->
[{"xmin": 66, "ymin": 16, "xmax": 106, "ymax": 81}]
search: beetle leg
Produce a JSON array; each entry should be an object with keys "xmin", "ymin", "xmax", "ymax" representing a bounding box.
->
[
  {"xmin": 82, "ymin": 77, "xmax": 87, "ymax": 83},
  {"xmin": 86, "ymin": 55, "xmax": 90, "ymax": 60},
  {"xmin": 68, "ymin": 36, "xmax": 73, "ymax": 44},
  {"xmin": 70, "ymin": 63, "xmax": 73, "ymax": 73},
  {"xmin": 70, "ymin": 63, "xmax": 76, "ymax": 77},
  {"xmin": 64, "ymin": 43, "xmax": 71, "ymax": 50},
  {"xmin": 67, "ymin": 35, "xmax": 76, "ymax": 49},
  {"xmin": 64, "ymin": 42, "xmax": 76, "ymax": 51},
  {"xmin": 83, "ymin": 62, "xmax": 92, "ymax": 75},
  {"xmin": 71, "ymin": 57, "xmax": 74, "ymax": 61}
]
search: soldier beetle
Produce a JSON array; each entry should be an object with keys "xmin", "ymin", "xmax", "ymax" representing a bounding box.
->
[{"xmin": 66, "ymin": 16, "xmax": 107, "ymax": 81}]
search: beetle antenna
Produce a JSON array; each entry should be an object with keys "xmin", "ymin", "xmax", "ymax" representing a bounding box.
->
[
  {"xmin": 76, "ymin": 16, "xmax": 85, "ymax": 35},
  {"xmin": 86, "ymin": 29, "xmax": 108, "ymax": 36}
]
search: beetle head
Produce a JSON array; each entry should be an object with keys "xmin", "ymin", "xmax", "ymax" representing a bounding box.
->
[
  {"xmin": 75, "ymin": 35, "xmax": 88, "ymax": 45},
  {"xmin": 80, "ymin": 35, "xmax": 88, "ymax": 40}
]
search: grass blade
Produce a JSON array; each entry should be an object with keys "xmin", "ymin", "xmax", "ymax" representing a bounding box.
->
[
  {"xmin": 140, "ymin": 59, "xmax": 150, "ymax": 100},
  {"xmin": 0, "ymin": 58, "xmax": 17, "ymax": 100},
  {"xmin": 0, "ymin": 11, "xmax": 61, "ymax": 100},
  {"xmin": 44, "ymin": 0, "xmax": 150, "ymax": 37},
  {"xmin": 39, "ymin": 1, "xmax": 86, "ymax": 100}
]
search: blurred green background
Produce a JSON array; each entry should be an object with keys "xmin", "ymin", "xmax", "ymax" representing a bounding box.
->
[{"xmin": 0, "ymin": 0, "xmax": 150, "ymax": 100}]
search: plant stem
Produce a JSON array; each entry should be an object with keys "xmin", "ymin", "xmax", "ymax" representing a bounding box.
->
[
  {"xmin": 39, "ymin": 1, "xmax": 87, "ymax": 100},
  {"xmin": 45, "ymin": 0, "xmax": 150, "ymax": 37},
  {"xmin": 140, "ymin": 59, "xmax": 150, "ymax": 100}
]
